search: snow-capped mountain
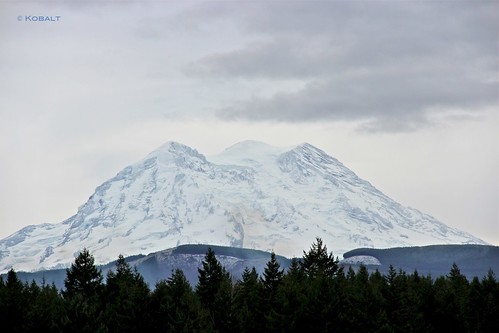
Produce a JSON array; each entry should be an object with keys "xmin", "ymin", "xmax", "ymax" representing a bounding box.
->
[{"xmin": 0, "ymin": 141, "xmax": 486, "ymax": 273}]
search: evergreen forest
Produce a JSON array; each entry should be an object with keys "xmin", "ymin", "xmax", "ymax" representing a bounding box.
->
[{"xmin": 1, "ymin": 238, "xmax": 498, "ymax": 332}]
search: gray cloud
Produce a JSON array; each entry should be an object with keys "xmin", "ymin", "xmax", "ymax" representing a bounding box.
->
[
  {"xmin": 217, "ymin": 69, "xmax": 495, "ymax": 131},
  {"xmin": 187, "ymin": 1, "xmax": 498, "ymax": 131}
]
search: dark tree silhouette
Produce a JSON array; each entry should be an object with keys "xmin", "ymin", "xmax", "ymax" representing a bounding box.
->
[
  {"xmin": 102, "ymin": 254, "xmax": 150, "ymax": 333},
  {"xmin": 196, "ymin": 247, "xmax": 233, "ymax": 332},
  {"xmin": 62, "ymin": 248, "xmax": 104, "ymax": 333},
  {"xmin": 301, "ymin": 237, "xmax": 341, "ymax": 278},
  {"xmin": 63, "ymin": 248, "xmax": 103, "ymax": 299}
]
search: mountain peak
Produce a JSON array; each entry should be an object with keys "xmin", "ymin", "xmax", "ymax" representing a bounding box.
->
[
  {"xmin": 292, "ymin": 142, "xmax": 334, "ymax": 158},
  {"xmin": 278, "ymin": 142, "xmax": 349, "ymax": 177},
  {"xmin": 210, "ymin": 140, "xmax": 285, "ymax": 166},
  {"xmin": 295, "ymin": 142, "xmax": 315, "ymax": 149},
  {"xmin": 147, "ymin": 141, "xmax": 207, "ymax": 165},
  {"xmin": 0, "ymin": 140, "xmax": 487, "ymax": 273},
  {"xmin": 150, "ymin": 141, "xmax": 201, "ymax": 156},
  {"xmin": 221, "ymin": 140, "xmax": 284, "ymax": 155},
  {"xmin": 291, "ymin": 142, "xmax": 330, "ymax": 158},
  {"xmin": 226, "ymin": 140, "xmax": 273, "ymax": 149}
]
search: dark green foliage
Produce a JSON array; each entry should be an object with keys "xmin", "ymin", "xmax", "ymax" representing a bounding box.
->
[
  {"xmin": 63, "ymin": 248, "xmax": 103, "ymax": 299},
  {"xmin": 273, "ymin": 258, "xmax": 308, "ymax": 332},
  {"xmin": 10, "ymin": 244, "xmax": 496, "ymax": 289},
  {"xmin": 260, "ymin": 252, "xmax": 284, "ymax": 319},
  {"xmin": 233, "ymin": 267, "xmax": 264, "ymax": 332},
  {"xmin": 150, "ymin": 268, "xmax": 206, "ymax": 332},
  {"xmin": 196, "ymin": 247, "xmax": 233, "ymax": 332},
  {"xmin": 25, "ymin": 280, "xmax": 66, "ymax": 333},
  {"xmin": 260, "ymin": 253, "xmax": 285, "ymax": 332},
  {"xmin": 261, "ymin": 252, "xmax": 284, "ymax": 293},
  {"xmin": 302, "ymin": 237, "xmax": 341, "ymax": 278},
  {"xmin": 293, "ymin": 238, "xmax": 343, "ymax": 332},
  {"xmin": 343, "ymin": 244, "xmax": 499, "ymax": 279},
  {"xmin": 0, "ymin": 269, "xmax": 28, "ymax": 333},
  {"xmin": 101, "ymin": 254, "xmax": 151, "ymax": 333},
  {"xmin": 166, "ymin": 269, "xmax": 206, "ymax": 332},
  {"xmin": 479, "ymin": 269, "xmax": 499, "ymax": 332},
  {"xmin": 0, "ymin": 240, "xmax": 498, "ymax": 333},
  {"xmin": 62, "ymin": 248, "xmax": 104, "ymax": 333}
]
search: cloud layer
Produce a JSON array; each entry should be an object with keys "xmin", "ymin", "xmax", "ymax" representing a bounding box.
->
[{"xmin": 186, "ymin": 1, "xmax": 498, "ymax": 131}]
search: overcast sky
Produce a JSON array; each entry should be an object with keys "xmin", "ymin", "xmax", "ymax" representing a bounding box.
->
[{"xmin": 0, "ymin": 0, "xmax": 497, "ymax": 246}]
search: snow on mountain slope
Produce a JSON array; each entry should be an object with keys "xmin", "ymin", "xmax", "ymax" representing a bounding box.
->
[{"xmin": 0, "ymin": 141, "xmax": 487, "ymax": 273}]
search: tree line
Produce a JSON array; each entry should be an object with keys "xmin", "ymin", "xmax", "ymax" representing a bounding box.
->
[{"xmin": 0, "ymin": 238, "xmax": 498, "ymax": 332}]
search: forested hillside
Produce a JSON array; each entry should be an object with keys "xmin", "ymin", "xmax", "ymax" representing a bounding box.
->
[
  {"xmin": 343, "ymin": 244, "xmax": 499, "ymax": 279},
  {"xmin": 1, "ymin": 238, "xmax": 497, "ymax": 332}
]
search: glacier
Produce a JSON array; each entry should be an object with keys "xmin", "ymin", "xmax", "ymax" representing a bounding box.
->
[{"xmin": 0, "ymin": 140, "xmax": 487, "ymax": 273}]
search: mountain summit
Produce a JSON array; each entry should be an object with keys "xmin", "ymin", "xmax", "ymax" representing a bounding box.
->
[{"xmin": 0, "ymin": 141, "xmax": 486, "ymax": 272}]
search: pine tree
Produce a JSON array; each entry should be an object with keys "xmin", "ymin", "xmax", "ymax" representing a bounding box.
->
[
  {"xmin": 233, "ymin": 267, "xmax": 264, "ymax": 332},
  {"xmin": 274, "ymin": 258, "xmax": 307, "ymax": 332},
  {"xmin": 149, "ymin": 280, "xmax": 171, "ymax": 333},
  {"xmin": 301, "ymin": 237, "xmax": 341, "ymax": 279},
  {"xmin": 404, "ymin": 270, "xmax": 434, "ymax": 332},
  {"xmin": 432, "ymin": 264, "xmax": 470, "ymax": 333},
  {"xmin": 448, "ymin": 262, "xmax": 470, "ymax": 331},
  {"xmin": 261, "ymin": 252, "xmax": 284, "ymax": 295},
  {"xmin": 102, "ymin": 254, "xmax": 150, "ymax": 333},
  {"xmin": 25, "ymin": 280, "xmax": 65, "ymax": 333},
  {"xmin": 166, "ymin": 268, "xmax": 205, "ymax": 332},
  {"xmin": 260, "ymin": 252, "xmax": 285, "ymax": 331},
  {"xmin": 299, "ymin": 239, "xmax": 342, "ymax": 332},
  {"xmin": 196, "ymin": 247, "xmax": 233, "ymax": 332},
  {"xmin": 479, "ymin": 269, "xmax": 499, "ymax": 332},
  {"xmin": 0, "ymin": 269, "xmax": 27, "ymax": 333},
  {"xmin": 63, "ymin": 248, "xmax": 103, "ymax": 299},
  {"xmin": 468, "ymin": 276, "xmax": 484, "ymax": 332},
  {"xmin": 62, "ymin": 248, "xmax": 104, "ymax": 333}
]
